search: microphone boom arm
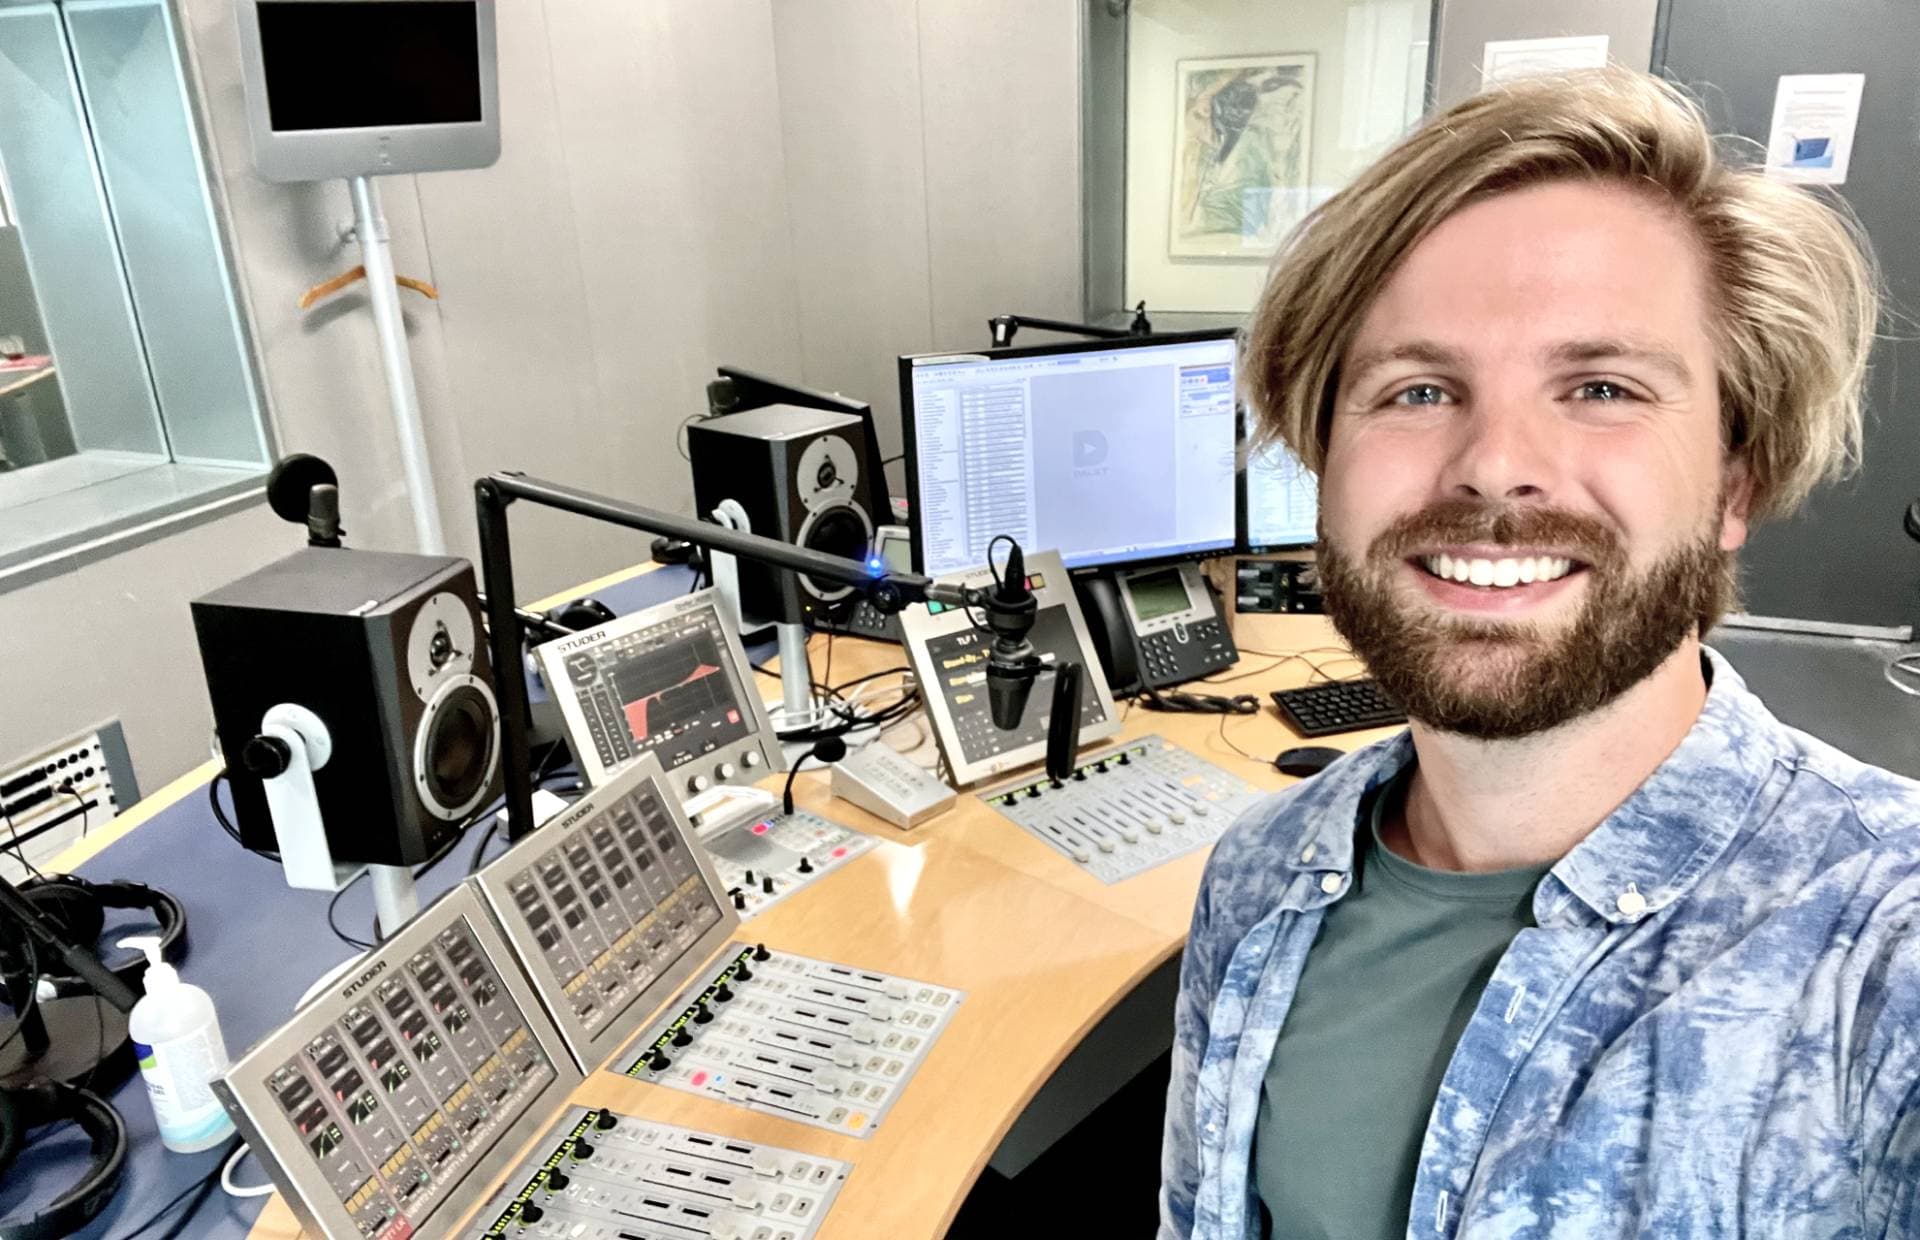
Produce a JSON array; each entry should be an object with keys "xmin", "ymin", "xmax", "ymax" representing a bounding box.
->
[{"xmin": 475, "ymin": 472, "xmax": 1017, "ymax": 841}]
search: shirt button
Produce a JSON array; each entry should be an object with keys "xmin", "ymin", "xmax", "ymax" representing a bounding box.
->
[
  {"xmin": 1320, "ymin": 873, "xmax": 1343, "ymax": 895},
  {"xmin": 1616, "ymin": 888, "xmax": 1648, "ymax": 917},
  {"xmin": 1300, "ymin": 844, "xmax": 1317, "ymax": 863}
]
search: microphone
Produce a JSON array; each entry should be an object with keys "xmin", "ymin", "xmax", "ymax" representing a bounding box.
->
[
  {"xmin": 307, "ymin": 483, "xmax": 343, "ymax": 548},
  {"xmin": 982, "ymin": 542, "xmax": 1041, "ymax": 730},
  {"xmin": 782, "ymin": 735, "xmax": 847, "ymax": 815}
]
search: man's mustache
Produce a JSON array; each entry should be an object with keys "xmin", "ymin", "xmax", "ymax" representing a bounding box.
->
[{"xmin": 1364, "ymin": 498, "xmax": 1626, "ymax": 572}]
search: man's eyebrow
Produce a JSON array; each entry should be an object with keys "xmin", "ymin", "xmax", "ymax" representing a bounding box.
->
[
  {"xmin": 1546, "ymin": 339, "xmax": 1695, "ymax": 385},
  {"xmin": 1342, "ymin": 341, "xmax": 1467, "ymax": 380}
]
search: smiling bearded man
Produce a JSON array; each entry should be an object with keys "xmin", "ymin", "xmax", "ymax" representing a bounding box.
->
[{"xmin": 1159, "ymin": 68, "xmax": 1920, "ymax": 1240}]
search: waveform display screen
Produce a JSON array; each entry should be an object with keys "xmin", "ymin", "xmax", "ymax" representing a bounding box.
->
[
  {"xmin": 923, "ymin": 605, "xmax": 1109, "ymax": 764},
  {"xmin": 556, "ymin": 605, "xmax": 752, "ymax": 777}
]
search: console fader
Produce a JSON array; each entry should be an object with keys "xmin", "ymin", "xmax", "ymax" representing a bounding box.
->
[
  {"xmin": 466, "ymin": 1106, "xmax": 849, "ymax": 1240},
  {"xmin": 982, "ymin": 735, "xmax": 1265, "ymax": 884},
  {"xmin": 623, "ymin": 944, "xmax": 962, "ymax": 1137}
]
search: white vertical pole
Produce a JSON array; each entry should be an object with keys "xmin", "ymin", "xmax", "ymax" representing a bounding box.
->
[{"xmin": 349, "ymin": 175, "xmax": 446, "ymax": 555}]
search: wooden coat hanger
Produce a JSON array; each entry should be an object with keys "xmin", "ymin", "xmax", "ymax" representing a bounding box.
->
[{"xmin": 298, "ymin": 265, "xmax": 439, "ymax": 311}]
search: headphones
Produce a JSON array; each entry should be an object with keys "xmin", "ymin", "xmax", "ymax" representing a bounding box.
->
[
  {"xmin": 0, "ymin": 1082, "xmax": 127, "ymax": 1240},
  {"xmin": 0, "ymin": 876, "xmax": 187, "ymax": 998},
  {"xmin": 544, "ymin": 597, "xmax": 615, "ymax": 633}
]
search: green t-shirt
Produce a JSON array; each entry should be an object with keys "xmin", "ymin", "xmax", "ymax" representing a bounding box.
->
[{"xmin": 1252, "ymin": 774, "xmax": 1550, "ymax": 1240}]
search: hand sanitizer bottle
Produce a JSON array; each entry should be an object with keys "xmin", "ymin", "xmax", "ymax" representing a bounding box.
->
[{"xmin": 119, "ymin": 936, "xmax": 235, "ymax": 1152}]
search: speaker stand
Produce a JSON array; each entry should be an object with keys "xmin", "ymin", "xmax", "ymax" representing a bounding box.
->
[
  {"xmin": 766, "ymin": 621, "xmax": 832, "ymax": 735},
  {"xmin": 368, "ymin": 865, "xmax": 418, "ymax": 942}
]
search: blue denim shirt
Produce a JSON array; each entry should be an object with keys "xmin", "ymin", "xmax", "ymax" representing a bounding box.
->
[{"xmin": 1160, "ymin": 649, "xmax": 1920, "ymax": 1238}]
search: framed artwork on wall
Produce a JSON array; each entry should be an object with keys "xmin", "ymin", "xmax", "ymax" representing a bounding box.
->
[{"xmin": 1169, "ymin": 51, "xmax": 1315, "ymax": 260}]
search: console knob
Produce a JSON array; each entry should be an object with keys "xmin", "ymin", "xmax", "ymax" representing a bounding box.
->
[
  {"xmin": 744, "ymin": 869, "xmax": 755, "ymax": 884},
  {"xmin": 520, "ymin": 1202, "xmax": 545, "ymax": 1223},
  {"xmin": 714, "ymin": 984, "xmax": 734, "ymax": 1003},
  {"xmin": 797, "ymin": 857, "xmax": 814, "ymax": 874},
  {"xmin": 690, "ymin": 774, "xmax": 711, "ymax": 794},
  {"xmin": 744, "ymin": 751, "xmax": 762, "ymax": 768},
  {"xmin": 571, "ymin": 1140, "xmax": 594, "ymax": 1161},
  {"xmin": 732, "ymin": 890, "xmax": 747, "ymax": 911},
  {"xmin": 718, "ymin": 762, "xmax": 737, "ymax": 780},
  {"xmin": 733, "ymin": 961, "xmax": 753, "ymax": 982},
  {"xmin": 761, "ymin": 876, "xmax": 775, "ymax": 894},
  {"xmin": 672, "ymin": 1027, "xmax": 693, "ymax": 1047},
  {"xmin": 647, "ymin": 1049, "xmax": 671, "ymax": 1071},
  {"xmin": 595, "ymin": 1110, "xmax": 617, "ymax": 1130},
  {"xmin": 753, "ymin": 943, "xmax": 771, "ymax": 961},
  {"xmin": 693, "ymin": 1001, "xmax": 714, "ymax": 1024},
  {"xmin": 546, "ymin": 1170, "xmax": 570, "ymax": 1191}
]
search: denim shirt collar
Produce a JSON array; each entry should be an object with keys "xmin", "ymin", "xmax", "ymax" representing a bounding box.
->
[{"xmin": 1270, "ymin": 647, "xmax": 1781, "ymax": 926}]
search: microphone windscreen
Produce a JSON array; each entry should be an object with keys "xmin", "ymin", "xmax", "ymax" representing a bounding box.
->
[{"xmin": 987, "ymin": 660, "xmax": 1033, "ymax": 731}]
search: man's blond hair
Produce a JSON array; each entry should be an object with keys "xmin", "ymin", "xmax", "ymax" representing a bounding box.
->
[{"xmin": 1243, "ymin": 66, "xmax": 1877, "ymax": 523}]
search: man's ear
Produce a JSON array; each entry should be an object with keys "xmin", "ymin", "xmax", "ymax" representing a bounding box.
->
[{"xmin": 1719, "ymin": 454, "xmax": 1755, "ymax": 553}]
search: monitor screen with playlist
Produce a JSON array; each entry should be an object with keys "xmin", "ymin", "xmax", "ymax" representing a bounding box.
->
[
  {"xmin": 903, "ymin": 333, "xmax": 1239, "ymax": 577},
  {"xmin": 1244, "ymin": 436, "xmax": 1319, "ymax": 550}
]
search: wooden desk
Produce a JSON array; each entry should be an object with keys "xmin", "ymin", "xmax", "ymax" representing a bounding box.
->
[{"xmin": 74, "ymin": 563, "xmax": 1381, "ymax": 1240}]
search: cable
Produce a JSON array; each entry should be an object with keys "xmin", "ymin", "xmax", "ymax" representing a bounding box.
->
[
  {"xmin": 0, "ymin": 931, "xmax": 39, "ymax": 1060},
  {"xmin": 209, "ymin": 771, "xmax": 279, "ymax": 863},
  {"xmin": 110, "ymin": 1136, "xmax": 240, "ymax": 1240},
  {"xmin": 1212, "ymin": 709, "xmax": 1270, "ymax": 767},
  {"xmin": 1137, "ymin": 683, "xmax": 1261, "ymax": 715},
  {"xmin": 327, "ymin": 870, "xmax": 374, "ymax": 951},
  {"xmin": 2, "ymin": 800, "xmax": 45, "ymax": 879},
  {"xmin": 58, "ymin": 784, "xmax": 88, "ymax": 837},
  {"xmin": 221, "ymin": 1141, "xmax": 275, "ymax": 1198},
  {"xmin": 1884, "ymin": 651, "xmax": 1920, "ymax": 696}
]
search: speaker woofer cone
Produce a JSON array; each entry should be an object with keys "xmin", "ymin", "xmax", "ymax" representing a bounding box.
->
[
  {"xmin": 413, "ymin": 674, "xmax": 499, "ymax": 820},
  {"xmin": 795, "ymin": 503, "xmax": 873, "ymax": 602}
]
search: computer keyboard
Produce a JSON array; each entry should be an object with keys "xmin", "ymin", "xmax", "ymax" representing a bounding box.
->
[{"xmin": 1270, "ymin": 677, "xmax": 1408, "ymax": 737}]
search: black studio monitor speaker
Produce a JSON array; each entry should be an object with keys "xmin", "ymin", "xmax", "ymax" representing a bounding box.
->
[
  {"xmin": 687, "ymin": 404, "xmax": 880, "ymax": 627},
  {"xmin": 192, "ymin": 548, "xmax": 502, "ymax": 867}
]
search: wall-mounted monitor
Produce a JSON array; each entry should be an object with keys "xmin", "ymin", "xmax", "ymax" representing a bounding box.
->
[{"xmin": 236, "ymin": 0, "xmax": 501, "ymax": 182}]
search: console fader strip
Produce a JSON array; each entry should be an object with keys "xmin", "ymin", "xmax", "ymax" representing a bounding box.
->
[
  {"xmin": 981, "ymin": 735, "xmax": 1266, "ymax": 884},
  {"xmin": 467, "ymin": 1106, "xmax": 849, "ymax": 1240},
  {"xmin": 623, "ymin": 944, "xmax": 963, "ymax": 1137}
]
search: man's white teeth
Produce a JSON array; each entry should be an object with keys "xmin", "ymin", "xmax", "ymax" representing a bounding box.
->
[{"xmin": 1421, "ymin": 554, "xmax": 1574, "ymax": 588}]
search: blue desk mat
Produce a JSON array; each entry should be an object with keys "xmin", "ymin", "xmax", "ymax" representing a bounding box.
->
[{"xmin": 5, "ymin": 563, "xmax": 758, "ymax": 1239}]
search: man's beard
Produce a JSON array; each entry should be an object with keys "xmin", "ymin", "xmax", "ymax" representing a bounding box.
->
[{"xmin": 1316, "ymin": 498, "xmax": 1732, "ymax": 740}]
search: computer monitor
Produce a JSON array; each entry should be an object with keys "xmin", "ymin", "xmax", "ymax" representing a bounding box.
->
[
  {"xmin": 1241, "ymin": 428, "xmax": 1319, "ymax": 552},
  {"xmin": 899, "ymin": 331, "xmax": 1239, "ymax": 578}
]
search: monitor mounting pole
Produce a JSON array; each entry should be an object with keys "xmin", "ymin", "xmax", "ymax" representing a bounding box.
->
[{"xmin": 350, "ymin": 175, "xmax": 445, "ymax": 556}]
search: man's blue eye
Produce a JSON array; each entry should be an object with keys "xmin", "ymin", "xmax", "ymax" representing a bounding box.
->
[
  {"xmin": 1576, "ymin": 381, "xmax": 1632, "ymax": 401},
  {"xmin": 1392, "ymin": 384, "xmax": 1448, "ymax": 406}
]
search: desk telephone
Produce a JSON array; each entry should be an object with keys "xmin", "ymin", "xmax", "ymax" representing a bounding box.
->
[{"xmin": 1077, "ymin": 563, "xmax": 1238, "ymax": 695}]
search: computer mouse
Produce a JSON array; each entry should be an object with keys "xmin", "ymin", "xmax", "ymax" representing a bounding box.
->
[{"xmin": 1274, "ymin": 746, "xmax": 1343, "ymax": 778}]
